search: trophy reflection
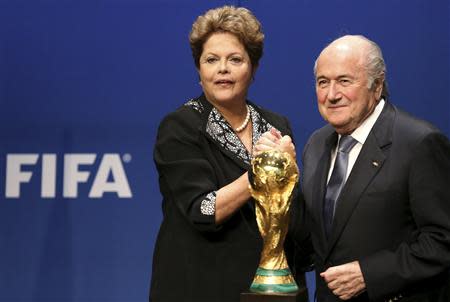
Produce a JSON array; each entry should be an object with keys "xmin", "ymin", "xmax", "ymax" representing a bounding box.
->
[{"xmin": 249, "ymin": 150, "xmax": 299, "ymax": 294}]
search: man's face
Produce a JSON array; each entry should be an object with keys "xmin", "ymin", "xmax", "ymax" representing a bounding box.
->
[{"xmin": 315, "ymin": 44, "xmax": 381, "ymax": 134}]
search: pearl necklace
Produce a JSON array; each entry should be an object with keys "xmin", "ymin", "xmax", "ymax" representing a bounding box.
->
[{"xmin": 234, "ymin": 105, "xmax": 251, "ymax": 133}]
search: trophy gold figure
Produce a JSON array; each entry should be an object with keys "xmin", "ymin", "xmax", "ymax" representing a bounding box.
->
[{"xmin": 249, "ymin": 150, "xmax": 299, "ymax": 294}]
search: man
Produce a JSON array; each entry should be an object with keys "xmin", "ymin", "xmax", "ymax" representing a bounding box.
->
[{"xmin": 255, "ymin": 35, "xmax": 450, "ymax": 301}]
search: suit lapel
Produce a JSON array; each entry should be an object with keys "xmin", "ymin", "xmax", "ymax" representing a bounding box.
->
[
  {"xmin": 325, "ymin": 102, "xmax": 395, "ymax": 258},
  {"xmin": 325, "ymin": 135, "xmax": 386, "ymax": 256},
  {"xmin": 313, "ymin": 131, "xmax": 337, "ymax": 255}
]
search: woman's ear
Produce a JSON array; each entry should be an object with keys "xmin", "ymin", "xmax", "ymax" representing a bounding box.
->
[
  {"xmin": 197, "ymin": 68, "xmax": 202, "ymax": 86},
  {"xmin": 251, "ymin": 64, "xmax": 259, "ymax": 82}
]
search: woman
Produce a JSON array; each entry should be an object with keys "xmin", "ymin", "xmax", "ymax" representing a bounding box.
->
[{"xmin": 150, "ymin": 6, "xmax": 311, "ymax": 302}]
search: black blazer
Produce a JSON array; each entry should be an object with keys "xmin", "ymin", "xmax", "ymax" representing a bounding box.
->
[
  {"xmin": 150, "ymin": 95, "xmax": 311, "ymax": 302},
  {"xmin": 302, "ymin": 102, "xmax": 450, "ymax": 302}
]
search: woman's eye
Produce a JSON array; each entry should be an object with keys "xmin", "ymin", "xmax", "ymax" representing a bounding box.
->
[
  {"xmin": 230, "ymin": 57, "xmax": 242, "ymax": 64},
  {"xmin": 206, "ymin": 57, "xmax": 218, "ymax": 64}
]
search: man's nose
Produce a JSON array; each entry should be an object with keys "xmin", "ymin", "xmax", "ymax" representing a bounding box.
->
[{"xmin": 327, "ymin": 81, "xmax": 341, "ymax": 102}]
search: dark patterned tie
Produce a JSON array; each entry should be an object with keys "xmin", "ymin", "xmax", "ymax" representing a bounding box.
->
[{"xmin": 323, "ymin": 135, "xmax": 358, "ymax": 238}]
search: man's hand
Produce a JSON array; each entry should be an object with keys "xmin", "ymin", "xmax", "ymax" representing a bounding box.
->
[
  {"xmin": 320, "ymin": 261, "xmax": 366, "ymax": 300},
  {"xmin": 254, "ymin": 128, "xmax": 296, "ymax": 160}
]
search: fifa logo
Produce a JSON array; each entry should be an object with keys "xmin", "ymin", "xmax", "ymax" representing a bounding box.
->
[{"xmin": 5, "ymin": 153, "xmax": 132, "ymax": 198}]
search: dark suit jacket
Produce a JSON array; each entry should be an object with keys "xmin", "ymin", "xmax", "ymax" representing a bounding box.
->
[
  {"xmin": 302, "ymin": 102, "xmax": 450, "ymax": 301},
  {"xmin": 150, "ymin": 95, "xmax": 311, "ymax": 302}
]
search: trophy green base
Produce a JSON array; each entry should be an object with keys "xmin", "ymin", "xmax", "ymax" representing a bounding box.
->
[
  {"xmin": 240, "ymin": 286, "xmax": 308, "ymax": 302},
  {"xmin": 250, "ymin": 282, "xmax": 299, "ymax": 293},
  {"xmin": 249, "ymin": 268, "xmax": 298, "ymax": 294},
  {"xmin": 242, "ymin": 267, "xmax": 308, "ymax": 302}
]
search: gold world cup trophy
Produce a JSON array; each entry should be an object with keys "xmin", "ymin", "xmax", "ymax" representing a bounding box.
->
[{"xmin": 249, "ymin": 150, "xmax": 299, "ymax": 294}]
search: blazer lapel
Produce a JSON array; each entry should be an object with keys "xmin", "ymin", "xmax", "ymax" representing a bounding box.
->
[
  {"xmin": 196, "ymin": 95, "xmax": 251, "ymax": 170},
  {"xmin": 325, "ymin": 102, "xmax": 395, "ymax": 258},
  {"xmin": 202, "ymin": 130, "xmax": 251, "ymax": 170},
  {"xmin": 198, "ymin": 98, "xmax": 279, "ymax": 171}
]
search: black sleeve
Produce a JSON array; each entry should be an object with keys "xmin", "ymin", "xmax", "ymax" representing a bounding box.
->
[{"xmin": 154, "ymin": 109, "xmax": 222, "ymax": 233}]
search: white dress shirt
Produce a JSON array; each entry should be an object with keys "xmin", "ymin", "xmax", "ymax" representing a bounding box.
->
[{"xmin": 327, "ymin": 99, "xmax": 385, "ymax": 183}]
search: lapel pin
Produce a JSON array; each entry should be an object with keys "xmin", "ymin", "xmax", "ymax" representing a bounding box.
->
[{"xmin": 372, "ymin": 161, "xmax": 379, "ymax": 167}]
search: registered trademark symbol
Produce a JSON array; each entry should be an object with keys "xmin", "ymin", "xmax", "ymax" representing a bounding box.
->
[{"xmin": 122, "ymin": 153, "xmax": 132, "ymax": 163}]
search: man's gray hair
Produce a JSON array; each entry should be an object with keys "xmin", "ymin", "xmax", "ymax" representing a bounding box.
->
[
  {"xmin": 362, "ymin": 36, "xmax": 388, "ymax": 97},
  {"xmin": 314, "ymin": 35, "xmax": 389, "ymax": 98}
]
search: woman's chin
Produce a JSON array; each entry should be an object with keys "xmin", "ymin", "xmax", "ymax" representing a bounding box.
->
[{"xmin": 205, "ymin": 92, "xmax": 246, "ymax": 106}]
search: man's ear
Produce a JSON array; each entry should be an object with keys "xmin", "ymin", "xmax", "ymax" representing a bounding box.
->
[{"xmin": 374, "ymin": 74, "xmax": 385, "ymax": 99}]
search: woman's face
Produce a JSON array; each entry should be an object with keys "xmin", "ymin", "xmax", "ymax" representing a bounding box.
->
[{"xmin": 198, "ymin": 32, "xmax": 254, "ymax": 107}]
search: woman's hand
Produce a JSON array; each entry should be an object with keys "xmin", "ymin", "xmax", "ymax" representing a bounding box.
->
[{"xmin": 254, "ymin": 128, "xmax": 296, "ymax": 160}]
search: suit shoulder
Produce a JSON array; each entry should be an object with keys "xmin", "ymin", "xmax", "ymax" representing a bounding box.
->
[
  {"xmin": 306, "ymin": 124, "xmax": 334, "ymax": 145},
  {"xmin": 302, "ymin": 124, "xmax": 334, "ymax": 160},
  {"xmin": 393, "ymin": 106, "xmax": 444, "ymax": 141}
]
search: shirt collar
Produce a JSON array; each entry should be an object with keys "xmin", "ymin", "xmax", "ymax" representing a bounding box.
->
[{"xmin": 345, "ymin": 98, "xmax": 385, "ymax": 145}]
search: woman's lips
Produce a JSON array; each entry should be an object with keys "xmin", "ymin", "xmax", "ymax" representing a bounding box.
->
[{"xmin": 215, "ymin": 80, "xmax": 234, "ymax": 87}]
